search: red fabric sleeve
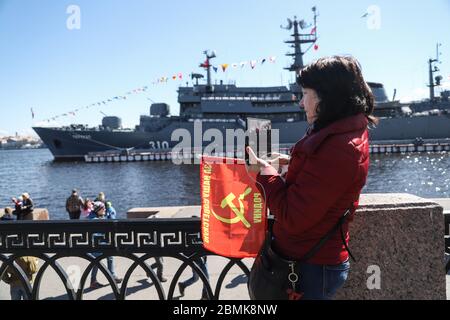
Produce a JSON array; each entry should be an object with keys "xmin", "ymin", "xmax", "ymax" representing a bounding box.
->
[{"xmin": 256, "ymin": 143, "xmax": 357, "ymax": 234}]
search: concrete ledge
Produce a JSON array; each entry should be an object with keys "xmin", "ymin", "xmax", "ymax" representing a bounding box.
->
[
  {"xmin": 335, "ymin": 193, "xmax": 445, "ymax": 300},
  {"xmin": 126, "ymin": 208, "xmax": 159, "ymax": 219},
  {"xmin": 127, "ymin": 206, "xmax": 200, "ymax": 219},
  {"xmin": 430, "ymin": 198, "xmax": 450, "ymax": 214},
  {"xmin": 25, "ymin": 209, "xmax": 50, "ymax": 221}
]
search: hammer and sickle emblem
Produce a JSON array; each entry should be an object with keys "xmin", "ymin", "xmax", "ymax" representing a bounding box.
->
[{"xmin": 212, "ymin": 187, "xmax": 252, "ymax": 228}]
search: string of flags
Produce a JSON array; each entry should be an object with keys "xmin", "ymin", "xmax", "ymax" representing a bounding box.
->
[
  {"xmin": 37, "ymin": 85, "xmax": 150, "ymax": 123},
  {"xmin": 35, "ymin": 54, "xmax": 280, "ymax": 123},
  {"xmin": 152, "ymin": 55, "xmax": 277, "ymax": 84}
]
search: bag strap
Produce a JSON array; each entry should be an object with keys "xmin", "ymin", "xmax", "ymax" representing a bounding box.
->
[
  {"xmin": 340, "ymin": 224, "xmax": 356, "ymax": 262},
  {"xmin": 298, "ymin": 209, "xmax": 353, "ymax": 263}
]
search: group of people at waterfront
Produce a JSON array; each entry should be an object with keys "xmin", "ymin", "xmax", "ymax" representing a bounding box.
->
[
  {"xmin": 65, "ymin": 189, "xmax": 115, "ymax": 220},
  {"xmin": 0, "ymin": 190, "xmax": 114, "ymax": 221},
  {"xmin": 0, "ymin": 193, "xmax": 34, "ymax": 221}
]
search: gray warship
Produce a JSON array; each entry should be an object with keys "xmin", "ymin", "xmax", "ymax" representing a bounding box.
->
[{"xmin": 33, "ymin": 9, "xmax": 450, "ymax": 161}]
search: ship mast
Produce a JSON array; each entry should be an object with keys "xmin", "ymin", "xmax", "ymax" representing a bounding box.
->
[
  {"xmin": 428, "ymin": 43, "xmax": 442, "ymax": 102},
  {"xmin": 199, "ymin": 50, "xmax": 216, "ymax": 93},
  {"xmin": 283, "ymin": 7, "xmax": 318, "ymax": 77}
]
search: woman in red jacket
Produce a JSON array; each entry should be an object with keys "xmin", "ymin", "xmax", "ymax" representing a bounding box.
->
[{"xmin": 247, "ymin": 56, "xmax": 377, "ymax": 300}]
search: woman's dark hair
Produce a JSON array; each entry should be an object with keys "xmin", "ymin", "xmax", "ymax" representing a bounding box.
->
[{"xmin": 297, "ymin": 55, "xmax": 378, "ymax": 130}]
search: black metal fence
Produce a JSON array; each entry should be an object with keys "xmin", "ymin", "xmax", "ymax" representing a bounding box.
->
[
  {"xmin": 2, "ymin": 214, "xmax": 449, "ymax": 300},
  {"xmin": 0, "ymin": 218, "xmax": 250, "ymax": 300}
]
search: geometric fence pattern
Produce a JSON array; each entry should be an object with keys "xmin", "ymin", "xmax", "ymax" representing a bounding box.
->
[{"xmin": 0, "ymin": 218, "xmax": 250, "ymax": 300}]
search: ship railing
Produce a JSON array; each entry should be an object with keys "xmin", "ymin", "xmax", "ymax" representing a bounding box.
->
[
  {"xmin": 201, "ymin": 95, "xmax": 283, "ymax": 101},
  {"xmin": 187, "ymin": 118, "xmax": 239, "ymax": 123},
  {"xmin": 370, "ymin": 138, "xmax": 450, "ymax": 146},
  {"xmin": 0, "ymin": 218, "xmax": 250, "ymax": 300}
]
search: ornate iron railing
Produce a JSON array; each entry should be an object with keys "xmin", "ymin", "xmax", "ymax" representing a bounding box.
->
[{"xmin": 0, "ymin": 218, "xmax": 250, "ymax": 300}]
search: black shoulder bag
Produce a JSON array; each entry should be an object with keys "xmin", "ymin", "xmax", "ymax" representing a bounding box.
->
[{"xmin": 248, "ymin": 209, "xmax": 355, "ymax": 300}]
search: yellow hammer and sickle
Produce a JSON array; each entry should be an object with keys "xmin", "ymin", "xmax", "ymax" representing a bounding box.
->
[{"xmin": 212, "ymin": 187, "xmax": 252, "ymax": 228}]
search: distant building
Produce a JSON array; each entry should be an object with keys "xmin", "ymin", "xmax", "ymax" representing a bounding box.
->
[
  {"xmin": 6, "ymin": 138, "xmax": 19, "ymax": 148},
  {"xmin": 0, "ymin": 136, "xmax": 43, "ymax": 150}
]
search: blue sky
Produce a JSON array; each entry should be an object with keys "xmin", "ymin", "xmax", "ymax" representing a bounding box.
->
[{"xmin": 0, "ymin": 0, "xmax": 449, "ymax": 136}]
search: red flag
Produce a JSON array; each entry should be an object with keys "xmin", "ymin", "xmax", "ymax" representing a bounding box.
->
[
  {"xmin": 200, "ymin": 156, "xmax": 267, "ymax": 258},
  {"xmin": 200, "ymin": 59, "xmax": 210, "ymax": 68},
  {"xmin": 310, "ymin": 27, "xmax": 317, "ymax": 34},
  {"xmin": 314, "ymin": 44, "xmax": 319, "ymax": 51}
]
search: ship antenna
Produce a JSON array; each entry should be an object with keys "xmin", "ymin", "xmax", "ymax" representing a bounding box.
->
[
  {"xmin": 283, "ymin": 7, "xmax": 318, "ymax": 78},
  {"xmin": 190, "ymin": 73, "xmax": 204, "ymax": 86},
  {"xmin": 428, "ymin": 42, "xmax": 442, "ymax": 102}
]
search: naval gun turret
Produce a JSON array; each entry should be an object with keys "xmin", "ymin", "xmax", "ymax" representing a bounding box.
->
[
  {"xmin": 150, "ymin": 103, "xmax": 170, "ymax": 117},
  {"xmin": 102, "ymin": 116, "xmax": 122, "ymax": 130}
]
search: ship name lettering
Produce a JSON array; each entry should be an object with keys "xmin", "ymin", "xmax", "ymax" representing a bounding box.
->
[{"xmin": 72, "ymin": 134, "xmax": 92, "ymax": 140}]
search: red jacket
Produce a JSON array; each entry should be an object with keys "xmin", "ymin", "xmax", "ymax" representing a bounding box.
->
[{"xmin": 256, "ymin": 113, "xmax": 370, "ymax": 265}]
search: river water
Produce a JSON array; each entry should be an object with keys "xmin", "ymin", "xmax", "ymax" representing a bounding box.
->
[{"xmin": 0, "ymin": 149, "xmax": 449, "ymax": 220}]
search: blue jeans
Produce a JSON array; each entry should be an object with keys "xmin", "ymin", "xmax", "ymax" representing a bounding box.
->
[
  {"xmin": 296, "ymin": 259, "xmax": 350, "ymax": 300},
  {"xmin": 90, "ymin": 254, "xmax": 116, "ymax": 283},
  {"xmin": 10, "ymin": 286, "xmax": 26, "ymax": 300}
]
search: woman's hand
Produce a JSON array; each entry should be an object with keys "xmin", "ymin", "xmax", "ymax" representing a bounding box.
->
[
  {"xmin": 266, "ymin": 152, "xmax": 290, "ymax": 166},
  {"xmin": 246, "ymin": 146, "xmax": 270, "ymax": 172}
]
